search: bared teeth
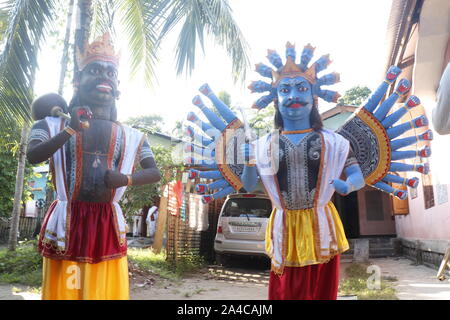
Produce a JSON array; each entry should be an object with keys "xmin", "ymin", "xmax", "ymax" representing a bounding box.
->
[{"xmin": 96, "ymin": 84, "xmax": 112, "ymax": 91}]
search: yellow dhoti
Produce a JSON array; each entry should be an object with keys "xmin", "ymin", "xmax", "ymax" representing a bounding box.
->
[
  {"xmin": 41, "ymin": 256, "xmax": 129, "ymax": 300},
  {"xmin": 266, "ymin": 201, "xmax": 349, "ymax": 268}
]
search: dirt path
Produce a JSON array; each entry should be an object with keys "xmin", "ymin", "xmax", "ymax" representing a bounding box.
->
[
  {"xmin": 131, "ymin": 267, "xmax": 269, "ymax": 300},
  {"xmin": 131, "ymin": 257, "xmax": 270, "ymax": 300},
  {"xmin": 2, "ymin": 257, "xmax": 449, "ymax": 300},
  {"xmin": 0, "ymin": 284, "xmax": 40, "ymax": 300}
]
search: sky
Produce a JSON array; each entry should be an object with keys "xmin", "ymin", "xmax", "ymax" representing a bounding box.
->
[{"xmin": 35, "ymin": 0, "xmax": 393, "ymax": 134}]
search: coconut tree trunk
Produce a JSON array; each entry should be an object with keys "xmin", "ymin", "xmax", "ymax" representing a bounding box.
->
[
  {"xmin": 8, "ymin": 126, "xmax": 30, "ymax": 251},
  {"xmin": 58, "ymin": 0, "xmax": 75, "ymax": 95},
  {"xmin": 73, "ymin": 0, "xmax": 93, "ymax": 75}
]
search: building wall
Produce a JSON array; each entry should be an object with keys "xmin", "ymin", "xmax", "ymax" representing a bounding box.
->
[
  {"xmin": 397, "ymin": 183, "xmax": 450, "ymax": 241},
  {"xmin": 30, "ymin": 170, "xmax": 48, "ymax": 201},
  {"xmin": 148, "ymin": 134, "xmax": 173, "ymax": 148},
  {"xmin": 322, "ymin": 111, "xmax": 354, "ymax": 131},
  {"xmin": 395, "ymin": 0, "xmax": 450, "ymax": 242}
]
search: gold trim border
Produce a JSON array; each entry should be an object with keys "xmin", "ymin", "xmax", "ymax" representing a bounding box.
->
[
  {"xmin": 357, "ymin": 108, "xmax": 391, "ymax": 185},
  {"xmin": 216, "ymin": 118, "xmax": 244, "ymax": 191}
]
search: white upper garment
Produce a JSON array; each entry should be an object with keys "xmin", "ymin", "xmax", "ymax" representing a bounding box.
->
[
  {"xmin": 253, "ymin": 129, "xmax": 350, "ymax": 270},
  {"xmin": 432, "ymin": 63, "xmax": 450, "ymax": 135},
  {"xmin": 42, "ymin": 117, "xmax": 144, "ymax": 250}
]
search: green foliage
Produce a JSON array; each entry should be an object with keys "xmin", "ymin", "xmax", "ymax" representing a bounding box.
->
[
  {"xmin": 0, "ymin": 240, "xmax": 43, "ymax": 287},
  {"xmin": 249, "ymin": 107, "xmax": 275, "ymax": 133},
  {"xmin": 123, "ymin": 114, "xmax": 165, "ymax": 134},
  {"xmin": 0, "ymin": 150, "xmax": 19, "ymax": 217},
  {"xmin": 0, "ymin": 130, "xmax": 35, "ymax": 218},
  {"xmin": 127, "ymin": 248, "xmax": 180, "ymax": 281},
  {"xmin": 1, "ymin": 0, "xmax": 249, "ymax": 129},
  {"xmin": 211, "ymin": 90, "xmax": 236, "ymax": 117},
  {"xmin": 338, "ymin": 86, "xmax": 372, "ymax": 106},
  {"xmin": 153, "ymin": 0, "xmax": 250, "ymax": 82},
  {"xmin": 170, "ymin": 252, "xmax": 205, "ymax": 277},
  {"xmin": 0, "ymin": 7, "xmax": 8, "ymax": 43},
  {"xmin": 0, "ymin": 0, "xmax": 56, "ymax": 130},
  {"xmin": 122, "ymin": 114, "xmax": 182, "ymax": 216},
  {"xmin": 171, "ymin": 119, "xmax": 184, "ymax": 139},
  {"xmin": 127, "ymin": 248, "xmax": 204, "ymax": 280},
  {"xmin": 339, "ymin": 263, "xmax": 398, "ymax": 300},
  {"xmin": 121, "ymin": 143, "xmax": 182, "ymax": 216},
  {"xmin": 217, "ymin": 91, "xmax": 231, "ymax": 107}
]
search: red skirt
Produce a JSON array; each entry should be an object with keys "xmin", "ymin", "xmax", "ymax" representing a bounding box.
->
[
  {"xmin": 268, "ymin": 255, "xmax": 340, "ymax": 300},
  {"xmin": 39, "ymin": 200, "xmax": 127, "ymax": 264}
]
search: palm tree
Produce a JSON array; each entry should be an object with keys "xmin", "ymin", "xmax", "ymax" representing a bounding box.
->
[
  {"xmin": 0, "ymin": 0, "xmax": 56, "ymax": 130},
  {"xmin": 0, "ymin": 0, "xmax": 250, "ymax": 129},
  {"xmin": 0, "ymin": 0, "xmax": 249, "ymax": 250}
]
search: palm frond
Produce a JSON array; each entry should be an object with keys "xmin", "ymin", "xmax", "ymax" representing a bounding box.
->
[
  {"xmin": 91, "ymin": 0, "xmax": 116, "ymax": 39},
  {"xmin": 204, "ymin": 0, "xmax": 250, "ymax": 81},
  {"xmin": 116, "ymin": 0, "xmax": 169, "ymax": 86},
  {"xmin": 157, "ymin": 0, "xmax": 250, "ymax": 82},
  {"xmin": 0, "ymin": 0, "xmax": 56, "ymax": 131},
  {"xmin": 0, "ymin": 6, "xmax": 9, "ymax": 43}
]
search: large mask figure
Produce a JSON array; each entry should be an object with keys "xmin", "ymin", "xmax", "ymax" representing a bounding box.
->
[
  {"xmin": 27, "ymin": 33, "xmax": 161, "ymax": 300},
  {"xmin": 184, "ymin": 42, "xmax": 432, "ymax": 300}
]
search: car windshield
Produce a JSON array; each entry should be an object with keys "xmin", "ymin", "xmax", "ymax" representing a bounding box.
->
[{"xmin": 222, "ymin": 198, "xmax": 272, "ymax": 218}]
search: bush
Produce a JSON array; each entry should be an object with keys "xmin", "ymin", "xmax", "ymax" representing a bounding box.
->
[
  {"xmin": 127, "ymin": 248, "xmax": 180, "ymax": 281},
  {"xmin": 171, "ymin": 252, "xmax": 205, "ymax": 277},
  {"xmin": 339, "ymin": 263, "xmax": 397, "ymax": 300},
  {"xmin": 127, "ymin": 248, "xmax": 205, "ymax": 280},
  {"xmin": 0, "ymin": 240, "xmax": 42, "ymax": 287}
]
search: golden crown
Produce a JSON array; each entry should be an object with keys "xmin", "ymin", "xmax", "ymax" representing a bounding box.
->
[
  {"xmin": 76, "ymin": 32, "xmax": 120, "ymax": 71},
  {"xmin": 250, "ymin": 42, "xmax": 340, "ymax": 109},
  {"xmin": 271, "ymin": 43, "xmax": 324, "ymax": 87}
]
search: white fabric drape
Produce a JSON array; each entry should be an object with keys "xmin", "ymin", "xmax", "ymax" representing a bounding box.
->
[
  {"xmin": 42, "ymin": 117, "xmax": 69, "ymax": 250},
  {"xmin": 42, "ymin": 119, "xmax": 143, "ymax": 249},
  {"xmin": 112, "ymin": 126, "xmax": 144, "ymax": 244},
  {"xmin": 254, "ymin": 129, "xmax": 349, "ymax": 270}
]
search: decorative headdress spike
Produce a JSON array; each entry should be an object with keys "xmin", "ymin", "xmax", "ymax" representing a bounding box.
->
[
  {"xmin": 248, "ymin": 80, "xmax": 272, "ymax": 93},
  {"xmin": 271, "ymin": 54, "xmax": 316, "ymax": 86},
  {"xmin": 285, "ymin": 42, "xmax": 296, "ymax": 61},
  {"xmin": 255, "ymin": 63, "xmax": 273, "ymax": 79},
  {"xmin": 317, "ymin": 89, "xmax": 341, "ymax": 103},
  {"xmin": 317, "ymin": 72, "xmax": 340, "ymax": 86},
  {"xmin": 267, "ymin": 50, "xmax": 283, "ymax": 69},
  {"xmin": 249, "ymin": 42, "xmax": 339, "ymax": 109},
  {"xmin": 300, "ymin": 43, "xmax": 315, "ymax": 71},
  {"xmin": 76, "ymin": 32, "xmax": 120, "ymax": 71},
  {"xmin": 252, "ymin": 93, "xmax": 276, "ymax": 109},
  {"xmin": 313, "ymin": 54, "xmax": 332, "ymax": 74}
]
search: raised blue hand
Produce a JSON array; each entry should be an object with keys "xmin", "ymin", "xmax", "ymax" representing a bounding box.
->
[{"xmin": 186, "ymin": 84, "xmax": 250, "ymax": 203}]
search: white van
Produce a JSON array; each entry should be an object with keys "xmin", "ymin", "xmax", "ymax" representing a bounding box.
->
[{"xmin": 214, "ymin": 193, "xmax": 272, "ymax": 265}]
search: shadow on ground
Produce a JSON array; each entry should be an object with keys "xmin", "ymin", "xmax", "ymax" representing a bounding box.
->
[{"xmin": 206, "ymin": 256, "xmax": 270, "ymax": 287}]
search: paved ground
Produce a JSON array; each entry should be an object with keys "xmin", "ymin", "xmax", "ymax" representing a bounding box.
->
[
  {"xmin": 366, "ymin": 257, "xmax": 450, "ymax": 300},
  {"xmin": 1, "ymin": 256, "xmax": 449, "ymax": 300}
]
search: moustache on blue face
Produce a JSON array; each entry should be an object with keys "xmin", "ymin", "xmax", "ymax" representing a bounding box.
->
[{"xmin": 282, "ymin": 99, "xmax": 309, "ymax": 108}]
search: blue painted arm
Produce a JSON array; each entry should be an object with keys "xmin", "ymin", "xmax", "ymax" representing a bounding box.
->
[{"xmin": 333, "ymin": 164, "xmax": 365, "ymax": 195}]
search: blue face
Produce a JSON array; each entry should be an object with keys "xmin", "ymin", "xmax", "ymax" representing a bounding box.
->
[{"xmin": 277, "ymin": 76, "xmax": 313, "ymax": 121}]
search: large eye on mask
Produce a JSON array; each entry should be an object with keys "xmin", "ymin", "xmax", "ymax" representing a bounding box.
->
[
  {"xmin": 89, "ymin": 67, "xmax": 101, "ymax": 76},
  {"xmin": 107, "ymin": 70, "xmax": 117, "ymax": 78}
]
